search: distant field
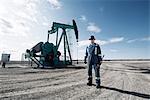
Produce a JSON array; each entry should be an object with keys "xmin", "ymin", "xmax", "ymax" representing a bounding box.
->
[{"xmin": 0, "ymin": 59, "xmax": 150, "ymax": 65}]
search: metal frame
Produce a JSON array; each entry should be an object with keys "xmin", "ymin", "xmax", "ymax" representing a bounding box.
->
[
  {"xmin": 47, "ymin": 20, "xmax": 78, "ymax": 65},
  {"xmin": 48, "ymin": 28, "xmax": 72, "ymax": 64}
]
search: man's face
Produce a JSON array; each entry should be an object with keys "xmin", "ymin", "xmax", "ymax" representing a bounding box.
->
[{"xmin": 90, "ymin": 39, "xmax": 95, "ymax": 44}]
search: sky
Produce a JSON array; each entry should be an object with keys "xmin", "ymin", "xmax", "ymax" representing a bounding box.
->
[{"xmin": 0, "ymin": 0, "xmax": 149, "ymax": 60}]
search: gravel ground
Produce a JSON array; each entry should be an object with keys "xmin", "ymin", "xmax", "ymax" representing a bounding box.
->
[{"xmin": 0, "ymin": 61, "xmax": 150, "ymax": 100}]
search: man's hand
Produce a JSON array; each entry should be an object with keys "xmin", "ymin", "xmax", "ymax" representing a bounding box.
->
[
  {"xmin": 96, "ymin": 64, "xmax": 100, "ymax": 68},
  {"xmin": 99, "ymin": 61, "xmax": 102, "ymax": 65},
  {"xmin": 84, "ymin": 56, "xmax": 87, "ymax": 64},
  {"xmin": 84, "ymin": 58, "xmax": 87, "ymax": 64},
  {"xmin": 84, "ymin": 60, "xmax": 87, "ymax": 64}
]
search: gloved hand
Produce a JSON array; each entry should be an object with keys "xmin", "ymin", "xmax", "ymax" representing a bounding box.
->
[
  {"xmin": 99, "ymin": 61, "xmax": 102, "ymax": 65},
  {"xmin": 98, "ymin": 56, "xmax": 102, "ymax": 65},
  {"xmin": 84, "ymin": 57, "xmax": 87, "ymax": 64},
  {"xmin": 84, "ymin": 60, "xmax": 87, "ymax": 64},
  {"xmin": 96, "ymin": 64, "xmax": 100, "ymax": 68}
]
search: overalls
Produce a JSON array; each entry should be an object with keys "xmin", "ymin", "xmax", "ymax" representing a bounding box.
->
[{"xmin": 85, "ymin": 43, "xmax": 102, "ymax": 86}]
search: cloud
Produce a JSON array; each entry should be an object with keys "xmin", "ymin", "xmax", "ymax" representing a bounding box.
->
[
  {"xmin": 127, "ymin": 37, "xmax": 150, "ymax": 43},
  {"xmin": 79, "ymin": 16, "xmax": 101, "ymax": 33},
  {"xmin": 0, "ymin": 0, "xmax": 43, "ymax": 60},
  {"xmin": 141, "ymin": 37, "xmax": 150, "ymax": 41},
  {"xmin": 78, "ymin": 40, "xmax": 90, "ymax": 47},
  {"xmin": 0, "ymin": 0, "xmax": 38, "ymax": 38},
  {"xmin": 78, "ymin": 37, "xmax": 124, "ymax": 47},
  {"xmin": 127, "ymin": 39, "xmax": 138, "ymax": 43},
  {"xmin": 47, "ymin": 0, "xmax": 62, "ymax": 9},
  {"xmin": 87, "ymin": 23, "xmax": 101, "ymax": 33},
  {"xmin": 110, "ymin": 49, "xmax": 118, "ymax": 52},
  {"xmin": 109, "ymin": 37, "xmax": 124, "ymax": 43},
  {"xmin": 79, "ymin": 15, "xmax": 87, "ymax": 22},
  {"xmin": 42, "ymin": 22, "xmax": 49, "ymax": 26}
]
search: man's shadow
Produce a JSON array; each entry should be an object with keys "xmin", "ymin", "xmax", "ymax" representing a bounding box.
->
[{"xmin": 94, "ymin": 85, "xmax": 150, "ymax": 99}]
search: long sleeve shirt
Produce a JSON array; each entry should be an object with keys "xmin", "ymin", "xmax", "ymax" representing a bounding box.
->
[{"xmin": 85, "ymin": 43, "xmax": 102, "ymax": 65}]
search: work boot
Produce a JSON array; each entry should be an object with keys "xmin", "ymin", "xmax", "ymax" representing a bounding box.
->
[
  {"xmin": 87, "ymin": 77, "xmax": 92, "ymax": 86},
  {"xmin": 96, "ymin": 79, "xmax": 101, "ymax": 89}
]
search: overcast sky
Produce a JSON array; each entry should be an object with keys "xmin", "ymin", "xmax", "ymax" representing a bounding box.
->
[{"xmin": 0, "ymin": 0, "xmax": 149, "ymax": 60}]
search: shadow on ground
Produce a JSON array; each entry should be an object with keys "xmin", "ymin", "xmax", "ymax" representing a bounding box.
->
[{"xmin": 100, "ymin": 86, "xmax": 150, "ymax": 99}]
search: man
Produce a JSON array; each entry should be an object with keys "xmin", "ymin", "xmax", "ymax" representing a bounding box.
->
[{"xmin": 84, "ymin": 35, "xmax": 102, "ymax": 88}]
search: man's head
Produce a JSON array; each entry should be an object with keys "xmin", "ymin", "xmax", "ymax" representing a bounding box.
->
[{"xmin": 89, "ymin": 35, "xmax": 95, "ymax": 44}]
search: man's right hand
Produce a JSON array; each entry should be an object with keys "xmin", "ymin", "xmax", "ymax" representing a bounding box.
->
[
  {"xmin": 84, "ymin": 56, "xmax": 87, "ymax": 64},
  {"xmin": 84, "ymin": 61, "xmax": 87, "ymax": 64}
]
